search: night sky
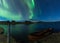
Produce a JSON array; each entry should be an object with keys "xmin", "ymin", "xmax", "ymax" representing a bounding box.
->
[{"xmin": 0, "ymin": 0, "xmax": 60, "ymax": 22}]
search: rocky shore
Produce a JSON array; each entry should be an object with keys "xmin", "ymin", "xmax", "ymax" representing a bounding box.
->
[{"xmin": 40, "ymin": 32, "xmax": 60, "ymax": 43}]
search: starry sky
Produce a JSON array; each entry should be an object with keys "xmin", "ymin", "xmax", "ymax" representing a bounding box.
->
[{"xmin": 0, "ymin": 0, "xmax": 60, "ymax": 22}]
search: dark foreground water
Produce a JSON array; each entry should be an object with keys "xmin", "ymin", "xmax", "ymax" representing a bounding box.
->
[
  {"xmin": 1, "ymin": 22, "xmax": 60, "ymax": 42},
  {"xmin": 11, "ymin": 22, "xmax": 60, "ymax": 35},
  {"xmin": 10, "ymin": 22, "xmax": 60, "ymax": 42}
]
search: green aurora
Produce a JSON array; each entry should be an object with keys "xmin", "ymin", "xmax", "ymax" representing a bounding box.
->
[{"xmin": 0, "ymin": 0, "xmax": 35, "ymax": 21}]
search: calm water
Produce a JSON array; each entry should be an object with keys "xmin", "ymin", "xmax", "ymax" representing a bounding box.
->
[
  {"xmin": 1, "ymin": 22, "xmax": 60, "ymax": 41},
  {"xmin": 1, "ymin": 22, "xmax": 60, "ymax": 35},
  {"xmin": 11, "ymin": 22, "xmax": 60, "ymax": 35}
]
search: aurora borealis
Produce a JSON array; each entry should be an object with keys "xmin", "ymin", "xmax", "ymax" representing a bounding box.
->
[
  {"xmin": 1, "ymin": 0, "xmax": 60, "ymax": 42},
  {"xmin": 0, "ymin": 0, "xmax": 60, "ymax": 21},
  {"xmin": 0, "ymin": 0, "xmax": 36, "ymax": 21}
]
